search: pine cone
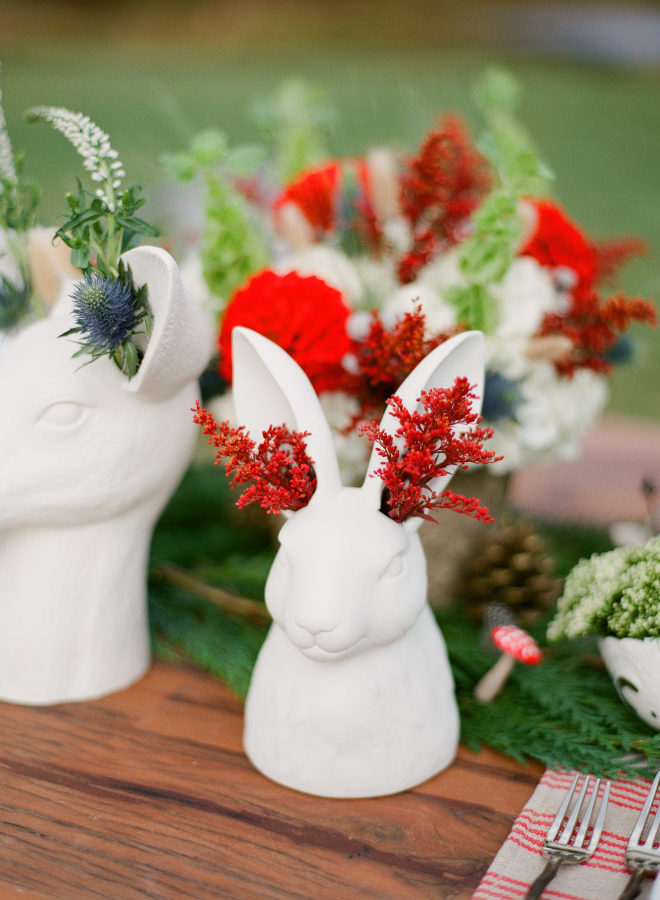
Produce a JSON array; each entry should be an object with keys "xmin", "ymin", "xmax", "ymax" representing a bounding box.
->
[{"xmin": 457, "ymin": 518, "xmax": 561, "ymax": 626}]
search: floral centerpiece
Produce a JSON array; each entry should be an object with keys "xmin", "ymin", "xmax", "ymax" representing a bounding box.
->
[{"xmin": 166, "ymin": 69, "xmax": 656, "ymax": 480}]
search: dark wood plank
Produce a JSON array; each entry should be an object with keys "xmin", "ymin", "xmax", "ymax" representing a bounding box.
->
[{"xmin": 0, "ymin": 660, "xmax": 542, "ymax": 899}]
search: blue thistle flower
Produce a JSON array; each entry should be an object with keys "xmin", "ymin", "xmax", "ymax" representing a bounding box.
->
[
  {"xmin": 482, "ymin": 371, "xmax": 523, "ymax": 423},
  {"xmin": 64, "ymin": 265, "xmax": 151, "ymax": 378},
  {"xmin": 71, "ymin": 273, "xmax": 142, "ymax": 352}
]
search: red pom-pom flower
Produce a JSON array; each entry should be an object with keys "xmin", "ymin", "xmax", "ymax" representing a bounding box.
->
[{"xmin": 218, "ymin": 269, "xmax": 352, "ymax": 394}]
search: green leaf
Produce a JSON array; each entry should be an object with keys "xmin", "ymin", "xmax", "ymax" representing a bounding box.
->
[{"xmin": 70, "ymin": 246, "xmax": 90, "ymax": 269}]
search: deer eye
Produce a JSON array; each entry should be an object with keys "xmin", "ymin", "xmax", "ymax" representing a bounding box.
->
[
  {"xmin": 383, "ymin": 554, "xmax": 404, "ymax": 579},
  {"xmin": 38, "ymin": 400, "xmax": 87, "ymax": 429}
]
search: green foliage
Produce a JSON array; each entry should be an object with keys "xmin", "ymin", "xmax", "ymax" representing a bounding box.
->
[
  {"xmin": 0, "ymin": 273, "xmax": 29, "ymax": 329},
  {"xmin": 447, "ymin": 67, "xmax": 554, "ymax": 330},
  {"xmin": 55, "ymin": 179, "xmax": 158, "ymax": 277},
  {"xmin": 251, "ymin": 77, "xmax": 333, "ymax": 182},
  {"xmin": 163, "ymin": 128, "xmax": 268, "ymax": 305},
  {"xmin": 0, "ymin": 156, "xmax": 39, "ymax": 234},
  {"xmin": 446, "ymin": 608, "xmax": 660, "ymax": 778}
]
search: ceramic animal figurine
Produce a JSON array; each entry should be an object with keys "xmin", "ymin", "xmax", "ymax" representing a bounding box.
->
[
  {"xmin": 0, "ymin": 245, "xmax": 212, "ymax": 705},
  {"xmin": 232, "ymin": 325, "xmax": 485, "ymax": 797}
]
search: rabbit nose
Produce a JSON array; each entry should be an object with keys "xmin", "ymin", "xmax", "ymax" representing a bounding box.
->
[{"xmin": 292, "ymin": 606, "xmax": 338, "ymax": 637}]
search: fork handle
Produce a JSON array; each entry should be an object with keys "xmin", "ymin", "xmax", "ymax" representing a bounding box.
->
[
  {"xmin": 524, "ymin": 857, "xmax": 562, "ymax": 900},
  {"xmin": 617, "ymin": 869, "xmax": 648, "ymax": 900}
]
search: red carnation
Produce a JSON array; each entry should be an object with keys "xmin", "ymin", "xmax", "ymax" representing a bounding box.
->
[
  {"xmin": 218, "ymin": 269, "xmax": 352, "ymax": 394},
  {"xmin": 273, "ymin": 159, "xmax": 381, "ymax": 250},
  {"xmin": 275, "ymin": 162, "xmax": 340, "ymax": 233},
  {"xmin": 520, "ymin": 199, "xmax": 599, "ymax": 296}
]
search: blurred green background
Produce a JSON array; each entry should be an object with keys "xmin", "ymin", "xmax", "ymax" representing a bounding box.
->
[{"xmin": 2, "ymin": 0, "xmax": 659, "ymax": 419}]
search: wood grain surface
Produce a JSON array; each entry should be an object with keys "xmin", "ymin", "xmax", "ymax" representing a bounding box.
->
[{"xmin": 0, "ymin": 660, "xmax": 543, "ymax": 899}]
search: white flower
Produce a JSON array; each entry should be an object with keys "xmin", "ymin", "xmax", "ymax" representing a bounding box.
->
[
  {"xmin": 485, "ymin": 350, "xmax": 608, "ymax": 473},
  {"xmin": 489, "ymin": 256, "xmax": 562, "ymax": 339},
  {"xmin": 274, "ymin": 245, "xmax": 365, "ymax": 305},
  {"xmin": 26, "ymin": 107, "xmax": 124, "ymax": 211}
]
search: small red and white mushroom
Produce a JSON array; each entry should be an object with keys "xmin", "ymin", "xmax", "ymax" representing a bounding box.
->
[{"xmin": 474, "ymin": 621, "xmax": 543, "ymax": 702}]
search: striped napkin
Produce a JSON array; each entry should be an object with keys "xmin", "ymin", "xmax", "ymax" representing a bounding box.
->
[{"xmin": 473, "ymin": 768, "xmax": 658, "ymax": 900}]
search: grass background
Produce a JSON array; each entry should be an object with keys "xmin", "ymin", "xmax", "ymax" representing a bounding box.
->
[{"xmin": 2, "ymin": 0, "xmax": 659, "ymax": 418}]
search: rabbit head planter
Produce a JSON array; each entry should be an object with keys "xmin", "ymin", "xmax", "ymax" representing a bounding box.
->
[
  {"xmin": 0, "ymin": 245, "xmax": 212, "ymax": 705},
  {"xmin": 232, "ymin": 325, "xmax": 486, "ymax": 797},
  {"xmin": 599, "ymin": 637, "xmax": 660, "ymax": 730}
]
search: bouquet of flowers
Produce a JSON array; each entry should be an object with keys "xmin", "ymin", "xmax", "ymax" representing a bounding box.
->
[{"xmin": 168, "ymin": 69, "xmax": 655, "ymax": 478}]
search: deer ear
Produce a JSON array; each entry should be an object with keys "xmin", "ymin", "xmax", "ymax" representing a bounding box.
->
[
  {"xmin": 361, "ymin": 331, "xmax": 485, "ymax": 511},
  {"xmin": 231, "ymin": 327, "xmax": 342, "ymax": 500},
  {"xmin": 120, "ymin": 246, "xmax": 212, "ymax": 397}
]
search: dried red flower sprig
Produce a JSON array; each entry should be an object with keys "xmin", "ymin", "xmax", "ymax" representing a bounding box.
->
[
  {"xmin": 347, "ymin": 305, "xmax": 459, "ymax": 421},
  {"xmin": 539, "ymin": 290, "xmax": 658, "ymax": 376},
  {"xmin": 193, "ymin": 402, "xmax": 316, "ymax": 515},
  {"xmin": 397, "ymin": 115, "xmax": 492, "ymax": 284},
  {"xmin": 217, "ymin": 270, "xmax": 352, "ymax": 394},
  {"xmin": 522, "ymin": 199, "xmax": 657, "ymax": 375},
  {"xmin": 595, "ymin": 235, "xmax": 647, "ymax": 285},
  {"xmin": 359, "ymin": 380, "xmax": 500, "ymax": 524}
]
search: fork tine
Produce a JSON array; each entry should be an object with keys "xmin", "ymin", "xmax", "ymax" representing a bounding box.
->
[
  {"xmin": 575, "ymin": 778, "xmax": 599, "ymax": 847},
  {"xmin": 546, "ymin": 773, "xmax": 579, "ymax": 843},
  {"xmin": 558, "ymin": 775, "xmax": 590, "ymax": 845},
  {"xmin": 586, "ymin": 780, "xmax": 610, "ymax": 853},
  {"xmin": 631, "ymin": 771, "xmax": 660, "ymax": 846},
  {"xmin": 642, "ymin": 797, "xmax": 660, "ymax": 850}
]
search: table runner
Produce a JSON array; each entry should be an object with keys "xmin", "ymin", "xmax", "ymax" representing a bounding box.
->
[{"xmin": 473, "ymin": 768, "xmax": 658, "ymax": 899}]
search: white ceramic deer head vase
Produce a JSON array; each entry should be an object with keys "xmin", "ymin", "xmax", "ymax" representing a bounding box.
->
[
  {"xmin": 0, "ymin": 245, "xmax": 212, "ymax": 705},
  {"xmin": 232, "ymin": 325, "xmax": 485, "ymax": 797}
]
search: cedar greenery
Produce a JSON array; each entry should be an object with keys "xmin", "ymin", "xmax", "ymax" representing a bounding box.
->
[{"xmin": 148, "ymin": 465, "xmax": 660, "ymax": 778}]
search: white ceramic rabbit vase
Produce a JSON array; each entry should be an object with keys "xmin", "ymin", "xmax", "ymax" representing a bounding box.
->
[
  {"xmin": 232, "ymin": 325, "xmax": 485, "ymax": 797},
  {"xmin": 0, "ymin": 245, "xmax": 212, "ymax": 705}
]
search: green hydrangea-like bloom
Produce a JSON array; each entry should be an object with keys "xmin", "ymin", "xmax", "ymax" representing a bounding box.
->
[{"xmin": 547, "ymin": 535, "xmax": 660, "ymax": 641}]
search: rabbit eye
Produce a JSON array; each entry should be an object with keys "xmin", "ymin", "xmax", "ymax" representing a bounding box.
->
[
  {"xmin": 38, "ymin": 400, "xmax": 87, "ymax": 429},
  {"xmin": 383, "ymin": 554, "xmax": 404, "ymax": 579}
]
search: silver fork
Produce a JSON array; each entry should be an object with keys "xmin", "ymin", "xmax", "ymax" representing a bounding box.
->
[
  {"xmin": 619, "ymin": 771, "xmax": 660, "ymax": 900},
  {"xmin": 525, "ymin": 773, "xmax": 611, "ymax": 900}
]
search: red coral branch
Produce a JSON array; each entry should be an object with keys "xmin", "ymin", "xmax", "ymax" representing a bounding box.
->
[
  {"xmin": 193, "ymin": 402, "xmax": 316, "ymax": 514},
  {"xmin": 359, "ymin": 381, "xmax": 501, "ymax": 523},
  {"xmin": 397, "ymin": 115, "xmax": 492, "ymax": 283}
]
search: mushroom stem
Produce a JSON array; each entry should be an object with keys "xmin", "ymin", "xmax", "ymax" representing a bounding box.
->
[{"xmin": 474, "ymin": 652, "xmax": 516, "ymax": 702}]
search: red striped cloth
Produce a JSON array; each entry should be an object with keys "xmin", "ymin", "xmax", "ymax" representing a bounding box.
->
[{"xmin": 473, "ymin": 769, "xmax": 658, "ymax": 900}]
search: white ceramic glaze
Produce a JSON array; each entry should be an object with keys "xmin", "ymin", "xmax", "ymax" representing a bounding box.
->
[
  {"xmin": 233, "ymin": 326, "xmax": 485, "ymax": 797},
  {"xmin": 600, "ymin": 636, "xmax": 660, "ymax": 730},
  {"xmin": 0, "ymin": 246, "xmax": 212, "ymax": 705}
]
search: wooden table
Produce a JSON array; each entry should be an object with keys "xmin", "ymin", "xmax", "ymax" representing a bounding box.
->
[{"xmin": 0, "ymin": 660, "xmax": 543, "ymax": 899}]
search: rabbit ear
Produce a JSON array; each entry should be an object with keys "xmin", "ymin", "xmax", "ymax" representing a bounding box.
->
[
  {"xmin": 361, "ymin": 330, "xmax": 485, "ymax": 514},
  {"xmin": 231, "ymin": 327, "xmax": 342, "ymax": 500},
  {"xmin": 121, "ymin": 246, "xmax": 213, "ymax": 397}
]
